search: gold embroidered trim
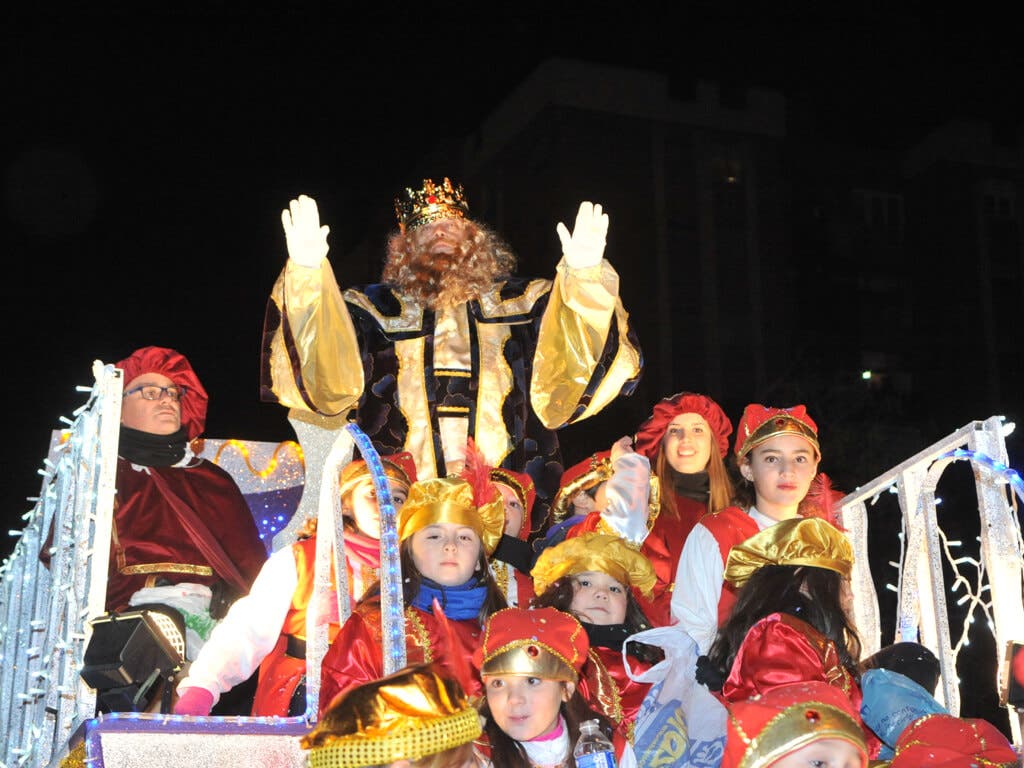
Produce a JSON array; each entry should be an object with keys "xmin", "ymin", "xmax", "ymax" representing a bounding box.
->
[
  {"xmin": 493, "ymin": 562, "xmax": 511, "ymax": 602},
  {"xmin": 476, "ymin": 279, "xmax": 551, "ymax": 318},
  {"xmin": 586, "ymin": 649, "xmax": 624, "ymax": 727},
  {"xmin": 343, "ymin": 288, "xmax": 424, "ymax": 333},
  {"xmin": 120, "ymin": 563, "xmax": 214, "ymax": 576},
  {"xmin": 406, "ymin": 607, "xmax": 433, "ymax": 663}
]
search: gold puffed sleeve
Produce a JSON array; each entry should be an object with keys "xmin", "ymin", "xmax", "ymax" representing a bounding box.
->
[
  {"xmin": 530, "ymin": 258, "xmax": 642, "ymax": 429},
  {"xmin": 266, "ymin": 258, "xmax": 365, "ymax": 416}
]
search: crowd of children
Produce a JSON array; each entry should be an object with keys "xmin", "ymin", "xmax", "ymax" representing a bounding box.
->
[{"xmin": 159, "ymin": 392, "xmax": 1020, "ymax": 767}]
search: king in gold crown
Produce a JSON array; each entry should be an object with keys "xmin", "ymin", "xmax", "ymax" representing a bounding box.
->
[{"xmin": 394, "ymin": 177, "xmax": 470, "ymax": 233}]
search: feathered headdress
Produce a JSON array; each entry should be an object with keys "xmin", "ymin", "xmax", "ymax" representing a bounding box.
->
[
  {"xmin": 460, "ymin": 437, "xmax": 502, "ymax": 512},
  {"xmin": 798, "ymin": 472, "xmax": 846, "ymax": 529}
]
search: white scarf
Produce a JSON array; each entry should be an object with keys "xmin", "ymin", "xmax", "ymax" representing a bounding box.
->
[{"xmin": 520, "ymin": 716, "xmax": 570, "ymax": 768}]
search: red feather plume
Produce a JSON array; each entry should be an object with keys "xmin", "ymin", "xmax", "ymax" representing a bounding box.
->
[
  {"xmin": 798, "ymin": 472, "xmax": 846, "ymax": 530},
  {"xmin": 460, "ymin": 436, "xmax": 499, "ymax": 507}
]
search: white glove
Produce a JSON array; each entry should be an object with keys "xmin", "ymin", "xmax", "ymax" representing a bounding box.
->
[
  {"xmin": 609, "ymin": 435, "xmax": 635, "ymax": 465},
  {"xmin": 281, "ymin": 194, "xmax": 330, "ymax": 267},
  {"xmin": 556, "ymin": 201, "xmax": 608, "ymax": 270}
]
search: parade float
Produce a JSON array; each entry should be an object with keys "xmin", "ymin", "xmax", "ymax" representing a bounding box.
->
[{"xmin": 1, "ymin": 359, "xmax": 1023, "ymax": 768}]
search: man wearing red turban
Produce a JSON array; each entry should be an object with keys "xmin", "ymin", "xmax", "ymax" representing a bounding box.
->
[{"xmin": 104, "ymin": 346, "xmax": 267, "ymax": 652}]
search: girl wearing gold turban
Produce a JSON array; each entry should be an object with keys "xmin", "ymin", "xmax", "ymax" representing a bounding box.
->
[
  {"xmin": 319, "ymin": 476, "xmax": 507, "ymax": 715},
  {"xmin": 530, "ymin": 533, "xmax": 661, "ymax": 759},
  {"xmin": 697, "ymin": 516, "xmax": 881, "ymax": 760}
]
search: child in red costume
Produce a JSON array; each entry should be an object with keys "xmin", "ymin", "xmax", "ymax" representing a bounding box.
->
[
  {"xmin": 698, "ymin": 517, "xmax": 881, "ymax": 760},
  {"xmin": 531, "ymin": 532, "xmax": 661, "ymax": 759},
  {"xmin": 487, "ymin": 467, "xmax": 537, "ymax": 608},
  {"xmin": 672, "ymin": 403, "xmax": 830, "ymax": 651},
  {"xmin": 174, "ymin": 453, "xmax": 416, "ymax": 717},
  {"xmin": 318, "ymin": 475, "xmax": 507, "ymax": 715},
  {"xmin": 475, "ymin": 607, "xmax": 618, "ymax": 768},
  {"xmin": 630, "ymin": 392, "xmax": 736, "ymax": 626}
]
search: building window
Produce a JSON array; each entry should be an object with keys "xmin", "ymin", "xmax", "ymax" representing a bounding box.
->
[
  {"xmin": 853, "ymin": 189, "xmax": 904, "ymax": 244},
  {"xmin": 979, "ymin": 179, "xmax": 1015, "ymax": 219}
]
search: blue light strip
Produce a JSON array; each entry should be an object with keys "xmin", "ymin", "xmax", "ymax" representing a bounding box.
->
[
  {"xmin": 343, "ymin": 424, "xmax": 406, "ymax": 674},
  {"xmin": 940, "ymin": 448, "xmax": 1024, "ymax": 496}
]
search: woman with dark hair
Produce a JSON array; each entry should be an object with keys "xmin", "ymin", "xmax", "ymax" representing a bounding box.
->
[
  {"xmin": 318, "ymin": 476, "xmax": 507, "ymax": 714},
  {"xmin": 474, "ymin": 607, "xmax": 618, "ymax": 768},
  {"xmin": 530, "ymin": 533, "xmax": 663, "ymax": 755},
  {"xmin": 696, "ymin": 516, "xmax": 881, "ymax": 760}
]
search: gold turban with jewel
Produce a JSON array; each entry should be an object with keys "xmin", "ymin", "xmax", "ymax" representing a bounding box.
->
[
  {"xmin": 531, "ymin": 532, "xmax": 657, "ymax": 598},
  {"xmin": 724, "ymin": 517, "xmax": 853, "ymax": 588}
]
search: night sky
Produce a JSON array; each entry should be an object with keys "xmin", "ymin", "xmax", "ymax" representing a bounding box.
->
[{"xmin": 3, "ymin": 6, "xmax": 1022, "ymax": 540}]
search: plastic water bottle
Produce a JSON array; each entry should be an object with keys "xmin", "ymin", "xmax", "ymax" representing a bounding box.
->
[{"xmin": 573, "ymin": 718, "xmax": 616, "ymax": 768}]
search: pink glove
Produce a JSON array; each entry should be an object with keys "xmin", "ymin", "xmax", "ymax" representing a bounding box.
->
[{"xmin": 173, "ymin": 686, "xmax": 215, "ymax": 716}]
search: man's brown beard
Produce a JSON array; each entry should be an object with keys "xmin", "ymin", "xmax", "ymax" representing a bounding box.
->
[{"xmin": 392, "ymin": 241, "xmax": 499, "ymax": 309}]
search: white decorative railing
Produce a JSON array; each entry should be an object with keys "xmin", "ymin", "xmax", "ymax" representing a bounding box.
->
[
  {"xmin": 1, "ymin": 361, "xmax": 1023, "ymax": 766},
  {"xmin": 842, "ymin": 416, "xmax": 1024, "ymax": 741},
  {"xmin": 0, "ymin": 360, "xmax": 122, "ymax": 768}
]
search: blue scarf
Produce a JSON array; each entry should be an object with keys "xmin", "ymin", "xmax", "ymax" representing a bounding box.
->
[{"xmin": 411, "ymin": 576, "xmax": 488, "ymax": 620}]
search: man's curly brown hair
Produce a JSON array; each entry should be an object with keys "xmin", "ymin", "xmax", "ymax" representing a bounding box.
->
[{"xmin": 381, "ymin": 218, "xmax": 517, "ymax": 308}]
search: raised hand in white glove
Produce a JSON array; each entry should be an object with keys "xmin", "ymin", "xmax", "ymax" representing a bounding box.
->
[
  {"xmin": 556, "ymin": 201, "xmax": 608, "ymax": 270},
  {"xmin": 281, "ymin": 194, "xmax": 330, "ymax": 267}
]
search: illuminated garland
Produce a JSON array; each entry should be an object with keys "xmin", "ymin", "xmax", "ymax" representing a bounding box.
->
[{"xmin": 343, "ymin": 424, "xmax": 406, "ymax": 674}]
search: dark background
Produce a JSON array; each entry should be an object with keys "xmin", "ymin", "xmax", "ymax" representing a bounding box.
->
[
  {"xmin": 5, "ymin": 6, "xmax": 1021, "ymax": 530},
  {"xmin": 4, "ymin": 1, "xmax": 1024, "ymax": 730}
]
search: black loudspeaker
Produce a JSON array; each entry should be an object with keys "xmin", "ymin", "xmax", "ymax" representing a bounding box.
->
[
  {"xmin": 1003, "ymin": 642, "xmax": 1024, "ymax": 708},
  {"xmin": 80, "ymin": 609, "xmax": 185, "ymax": 713}
]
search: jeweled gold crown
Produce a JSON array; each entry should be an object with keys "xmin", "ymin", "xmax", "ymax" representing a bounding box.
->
[{"xmin": 394, "ymin": 177, "xmax": 469, "ymax": 232}]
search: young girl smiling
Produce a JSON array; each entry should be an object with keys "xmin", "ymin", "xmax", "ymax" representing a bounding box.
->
[{"xmin": 475, "ymin": 607, "xmax": 615, "ymax": 768}]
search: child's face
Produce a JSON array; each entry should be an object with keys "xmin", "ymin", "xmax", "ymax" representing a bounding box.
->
[
  {"xmin": 496, "ymin": 482, "xmax": 525, "ymax": 538},
  {"xmin": 741, "ymin": 433, "xmax": 819, "ymax": 520},
  {"xmin": 662, "ymin": 412, "xmax": 713, "ymax": 474},
  {"xmin": 572, "ymin": 489, "xmax": 598, "ymax": 515},
  {"xmin": 770, "ymin": 737, "xmax": 865, "ymax": 767},
  {"xmin": 570, "ymin": 570, "xmax": 628, "ymax": 625},
  {"xmin": 482, "ymin": 674, "xmax": 571, "ymax": 742},
  {"xmin": 410, "ymin": 522, "xmax": 481, "ymax": 586},
  {"xmin": 346, "ymin": 479, "xmax": 409, "ymax": 539}
]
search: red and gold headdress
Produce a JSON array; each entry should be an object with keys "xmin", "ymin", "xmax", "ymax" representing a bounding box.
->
[
  {"xmin": 474, "ymin": 607, "xmax": 589, "ymax": 683},
  {"xmin": 722, "ymin": 681, "xmax": 867, "ymax": 768},
  {"xmin": 301, "ymin": 663, "xmax": 482, "ymax": 768},
  {"xmin": 734, "ymin": 403, "xmax": 819, "ymax": 460},
  {"xmin": 550, "ymin": 450, "xmax": 614, "ymax": 522},
  {"xmin": 394, "ymin": 177, "xmax": 469, "ymax": 233},
  {"xmin": 886, "ymin": 713, "xmax": 1018, "ymax": 767}
]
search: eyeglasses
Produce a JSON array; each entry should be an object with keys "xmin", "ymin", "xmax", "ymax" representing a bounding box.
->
[{"xmin": 125, "ymin": 385, "xmax": 187, "ymax": 402}]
